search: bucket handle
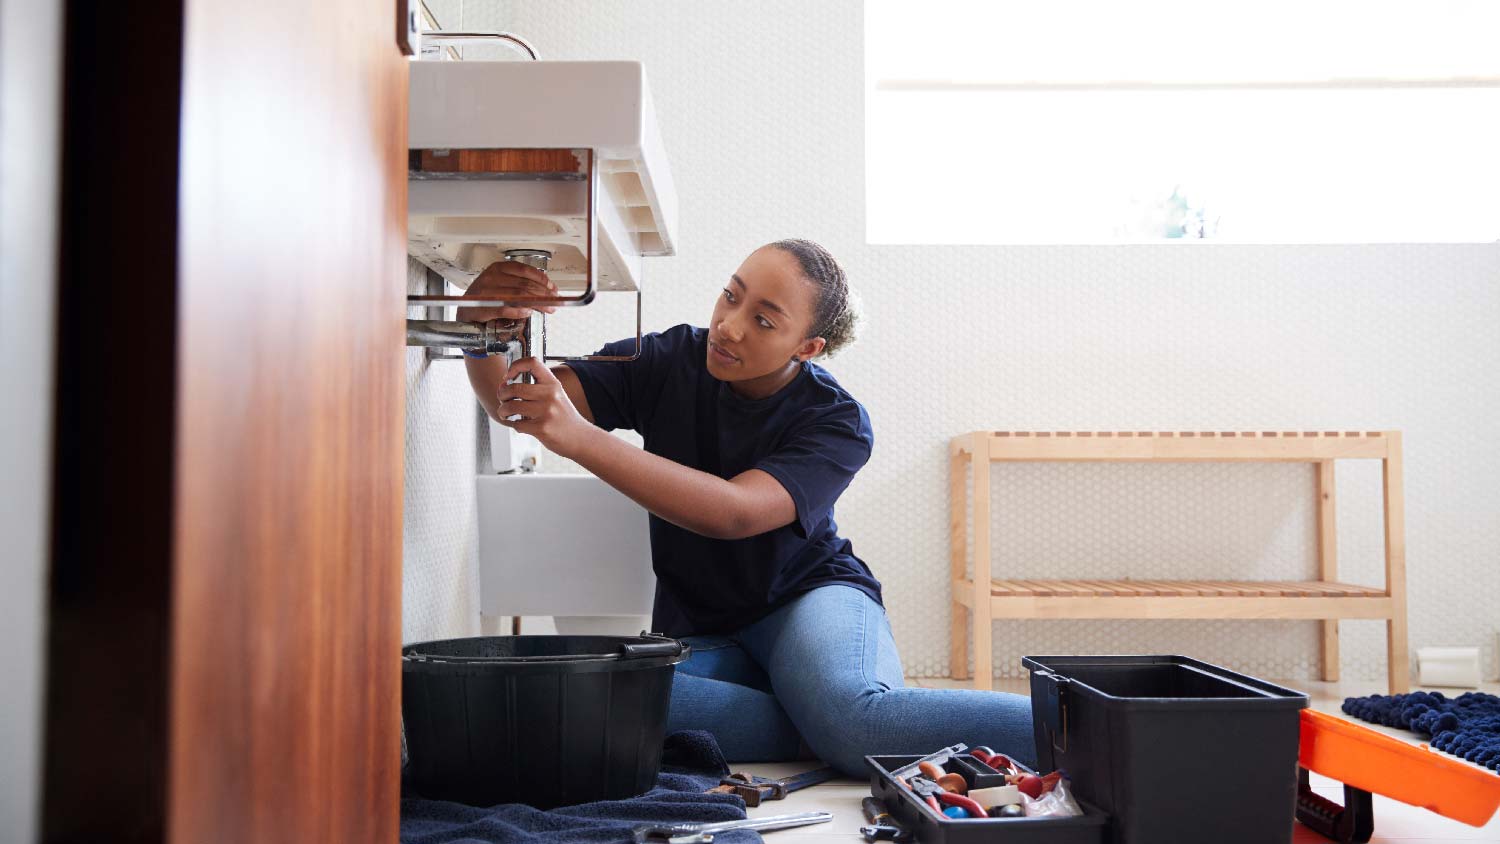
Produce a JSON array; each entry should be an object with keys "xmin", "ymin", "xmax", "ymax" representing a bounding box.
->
[
  {"xmin": 620, "ymin": 633, "xmax": 685, "ymax": 659},
  {"xmin": 1035, "ymin": 669, "xmax": 1071, "ymax": 753}
]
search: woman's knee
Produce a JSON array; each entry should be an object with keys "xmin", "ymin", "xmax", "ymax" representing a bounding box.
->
[{"xmin": 787, "ymin": 686, "xmax": 895, "ymax": 775}]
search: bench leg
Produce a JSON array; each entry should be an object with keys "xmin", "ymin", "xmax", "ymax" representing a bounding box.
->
[
  {"xmin": 971, "ymin": 440, "xmax": 993, "ymax": 690},
  {"xmin": 1383, "ymin": 432, "xmax": 1409, "ymax": 695},
  {"xmin": 950, "ymin": 600, "xmax": 969, "ymax": 681},
  {"xmin": 950, "ymin": 445, "xmax": 970, "ymax": 681},
  {"xmin": 1316, "ymin": 460, "xmax": 1340, "ymax": 682}
]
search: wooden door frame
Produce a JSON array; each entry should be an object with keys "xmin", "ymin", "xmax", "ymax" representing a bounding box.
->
[{"xmin": 41, "ymin": 2, "xmax": 406, "ymax": 841}]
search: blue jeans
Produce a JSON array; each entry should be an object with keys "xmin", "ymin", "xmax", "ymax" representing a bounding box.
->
[{"xmin": 664, "ymin": 584, "xmax": 1037, "ymax": 777}]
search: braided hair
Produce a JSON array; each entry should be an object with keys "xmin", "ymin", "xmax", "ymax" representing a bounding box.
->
[{"xmin": 767, "ymin": 238, "xmax": 860, "ymax": 357}]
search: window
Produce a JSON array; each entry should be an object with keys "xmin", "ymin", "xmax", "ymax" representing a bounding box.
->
[{"xmin": 865, "ymin": 0, "xmax": 1500, "ymax": 243}]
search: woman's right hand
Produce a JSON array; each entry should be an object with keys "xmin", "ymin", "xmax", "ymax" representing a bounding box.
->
[{"xmin": 455, "ymin": 260, "xmax": 559, "ymax": 324}]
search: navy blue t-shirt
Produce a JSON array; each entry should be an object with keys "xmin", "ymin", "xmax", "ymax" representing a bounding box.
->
[{"xmin": 565, "ymin": 324, "xmax": 883, "ymax": 637}]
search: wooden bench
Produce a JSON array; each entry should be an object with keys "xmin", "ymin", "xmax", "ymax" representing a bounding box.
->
[{"xmin": 949, "ymin": 430, "xmax": 1409, "ymax": 694}]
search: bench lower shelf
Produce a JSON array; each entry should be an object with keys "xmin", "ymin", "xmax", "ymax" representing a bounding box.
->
[{"xmin": 953, "ymin": 577, "xmax": 1393, "ymax": 619}]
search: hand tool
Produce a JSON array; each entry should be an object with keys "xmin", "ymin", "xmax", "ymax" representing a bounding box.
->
[
  {"xmin": 970, "ymin": 748, "xmax": 1014, "ymax": 772},
  {"xmin": 860, "ymin": 796, "xmax": 913, "ymax": 842},
  {"xmin": 706, "ymin": 766, "xmax": 840, "ymax": 807},
  {"xmin": 990, "ymin": 804, "xmax": 1025, "ymax": 818},
  {"xmin": 906, "ymin": 776, "xmax": 987, "ymax": 819},
  {"xmin": 887, "ymin": 743, "xmax": 967, "ymax": 781},
  {"xmin": 934, "ymin": 772, "xmax": 967, "ymax": 794},
  {"xmin": 632, "ymin": 810, "xmax": 832, "ymax": 843}
]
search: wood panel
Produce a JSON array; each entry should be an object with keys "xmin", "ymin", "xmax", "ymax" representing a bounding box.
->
[
  {"xmin": 414, "ymin": 148, "xmax": 583, "ymax": 173},
  {"xmin": 982, "ymin": 579, "xmax": 1385, "ymax": 599},
  {"xmin": 954, "ymin": 579, "xmax": 1395, "ymax": 621},
  {"xmin": 983, "ymin": 429, "xmax": 1389, "ymax": 461},
  {"xmin": 1383, "ymin": 431, "xmax": 1410, "ymax": 693},
  {"xmin": 948, "ymin": 443, "xmax": 969, "ymax": 681},
  {"xmin": 970, "ymin": 433, "xmax": 993, "ymax": 690},
  {"xmin": 169, "ymin": 0, "xmax": 407, "ymax": 839},
  {"xmin": 1317, "ymin": 459, "xmax": 1341, "ymax": 681},
  {"xmin": 983, "ymin": 595, "xmax": 1394, "ymax": 620}
]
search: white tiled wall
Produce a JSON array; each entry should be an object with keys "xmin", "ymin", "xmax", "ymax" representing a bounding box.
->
[
  {"xmin": 423, "ymin": 0, "xmax": 1500, "ymax": 681},
  {"xmin": 402, "ymin": 259, "xmax": 483, "ymax": 643}
]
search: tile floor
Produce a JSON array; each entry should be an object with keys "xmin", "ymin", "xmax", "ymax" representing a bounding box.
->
[{"xmin": 734, "ymin": 676, "xmax": 1500, "ymax": 843}]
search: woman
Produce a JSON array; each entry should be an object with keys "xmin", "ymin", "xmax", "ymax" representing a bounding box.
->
[{"xmin": 459, "ymin": 239, "xmax": 1034, "ymax": 776}]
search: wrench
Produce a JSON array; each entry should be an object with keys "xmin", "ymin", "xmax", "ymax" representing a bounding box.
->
[{"xmin": 631, "ymin": 810, "xmax": 833, "ymax": 843}]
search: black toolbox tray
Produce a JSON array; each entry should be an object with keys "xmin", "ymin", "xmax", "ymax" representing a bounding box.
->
[
  {"xmin": 867, "ymin": 753, "xmax": 1109, "ymax": 844},
  {"xmin": 1023, "ymin": 655, "xmax": 1307, "ymax": 844}
]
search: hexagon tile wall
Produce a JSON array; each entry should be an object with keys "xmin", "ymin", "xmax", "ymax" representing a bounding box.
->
[{"xmin": 422, "ymin": 0, "xmax": 1500, "ymax": 681}]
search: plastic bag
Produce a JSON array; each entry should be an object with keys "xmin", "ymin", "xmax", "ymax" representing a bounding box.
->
[{"xmin": 1022, "ymin": 775, "xmax": 1083, "ymax": 818}]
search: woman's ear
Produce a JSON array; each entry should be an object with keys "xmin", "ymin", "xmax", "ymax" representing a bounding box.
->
[{"xmin": 794, "ymin": 336, "xmax": 827, "ymax": 362}]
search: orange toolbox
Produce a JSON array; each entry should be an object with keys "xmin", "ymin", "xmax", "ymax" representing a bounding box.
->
[{"xmin": 1297, "ymin": 709, "xmax": 1500, "ymax": 843}]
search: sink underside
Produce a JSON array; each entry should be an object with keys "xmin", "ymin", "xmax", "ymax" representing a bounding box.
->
[{"xmin": 407, "ymin": 61, "xmax": 677, "ymax": 293}]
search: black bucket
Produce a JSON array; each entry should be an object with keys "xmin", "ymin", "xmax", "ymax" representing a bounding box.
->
[{"xmin": 401, "ymin": 633, "xmax": 691, "ymax": 808}]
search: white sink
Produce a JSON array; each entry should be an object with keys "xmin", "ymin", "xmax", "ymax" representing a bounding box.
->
[
  {"xmin": 475, "ymin": 474, "xmax": 655, "ymax": 620},
  {"xmin": 407, "ymin": 60, "xmax": 677, "ymax": 293}
]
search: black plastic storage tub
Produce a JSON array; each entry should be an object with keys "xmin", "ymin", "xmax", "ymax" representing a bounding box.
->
[
  {"xmin": 402, "ymin": 634, "xmax": 690, "ymax": 808},
  {"xmin": 867, "ymin": 753, "xmax": 1109, "ymax": 844},
  {"xmin": 1023, "ymin": 655, "xmax": 1307, "ymax": 844}
]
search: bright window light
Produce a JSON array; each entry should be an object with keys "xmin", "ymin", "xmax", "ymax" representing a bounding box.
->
[{"xmin": 865, "ymin": 0, "xmax": 1500, "ymax": 244}]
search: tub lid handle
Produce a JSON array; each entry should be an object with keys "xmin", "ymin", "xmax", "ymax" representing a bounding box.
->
[
  {"xmin": 619, "ymin": 633, "xmax": 685, "ymax": 659},
  {"xmin": 1037, "ymin": 669, "xmax": 1071, "ymax": 753}
]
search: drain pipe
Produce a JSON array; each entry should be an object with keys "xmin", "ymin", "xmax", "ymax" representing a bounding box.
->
[{"xmin": 405, "ymin": 248, "xmax": 551, "ymax": 366}]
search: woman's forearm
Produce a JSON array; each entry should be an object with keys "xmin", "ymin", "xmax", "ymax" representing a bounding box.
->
[
  {"xmin": 569, "ymin": 427, "xmax": 745, "ymax": 539},
  {"xmin": 489, "ymin": 358, "xmax": 787, "ymax": 538},
  {"xmin": 465, "ymin": 355, "xmax": 509, "ymax": 423}
]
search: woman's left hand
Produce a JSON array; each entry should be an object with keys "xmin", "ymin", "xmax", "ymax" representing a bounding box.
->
[{"xmin": 495, "ymin": 358, "xmax": 596, "ymax": 458}]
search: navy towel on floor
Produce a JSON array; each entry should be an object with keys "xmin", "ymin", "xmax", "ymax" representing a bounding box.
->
[
  {"xmin": 1343, "ymin": 691, "xmax": 1500, "ymax": 772},
  {"xmin": 400, "ymin": 731, "xmax": 762, "ymax": 843}
]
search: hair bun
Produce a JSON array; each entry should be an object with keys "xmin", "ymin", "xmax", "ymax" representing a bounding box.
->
[{"xmin": 768, "ymin": 238, "xmax": 859, "ymax": 357}]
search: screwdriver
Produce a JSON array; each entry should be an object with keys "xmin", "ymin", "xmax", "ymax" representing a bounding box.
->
[{"xmin": 860, "ymin": 796, "xmax": 912, "ymax": 842}]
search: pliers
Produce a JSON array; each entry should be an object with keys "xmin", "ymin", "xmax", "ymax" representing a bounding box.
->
[{"xmin": 903, "ymin": 776, "xmax": 987, "ymax": 819}]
